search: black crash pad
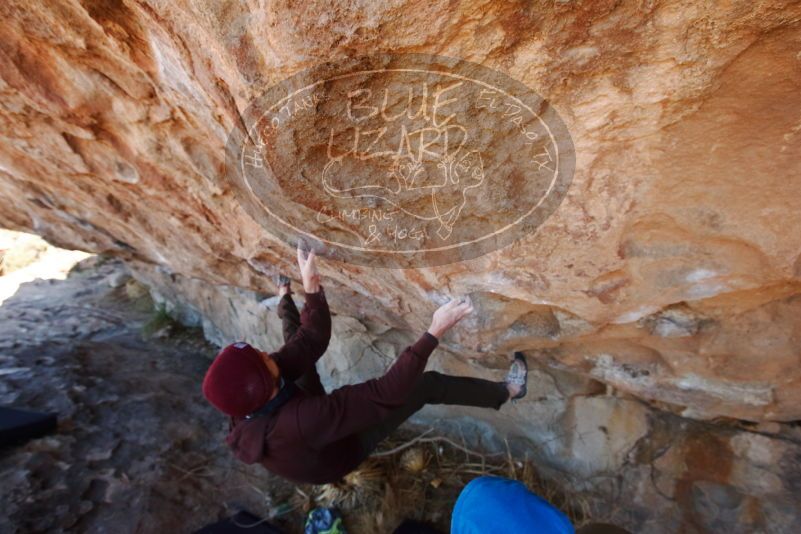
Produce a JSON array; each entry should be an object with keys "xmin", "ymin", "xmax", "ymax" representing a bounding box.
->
[
  {"xmin": 393, "ymin": 519, "xmax": 445, "ymax": 534},
  {"xmin": 0, "ymin": 406, "xmax": 57, "ymax": 447}
]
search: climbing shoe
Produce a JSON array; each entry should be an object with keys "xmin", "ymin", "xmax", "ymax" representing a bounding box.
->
[
  {"xmin": 275, "ymin": 274, "xmax": 291, "ymax": 294},
  {"xmin": 505, "ymin": 351, "xmax": 528, "ymax": 401}
]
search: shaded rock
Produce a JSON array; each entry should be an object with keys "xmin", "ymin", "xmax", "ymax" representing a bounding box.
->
[
  {"xmin": 1, "ymin": 256, "xmax": 800, "ymax": 534},
  {"xmin": 106, "ymin": 271, "xmax": 131, "ymax": 289},
  {"xmin": 640, "ymin": 303, "xmax": 707, "ymax": 338},
  {"xmin": 560, "ymin": 395, "xmax": 650, "ymax": 478}
]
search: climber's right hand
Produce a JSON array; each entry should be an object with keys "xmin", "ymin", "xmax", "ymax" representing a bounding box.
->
[
  {"xmin": 297, "ymin": 244, "xmax": 321, "ymax": 294},
  {"xmin": 427, "ymin": 297, "xmax": 474, "ymax": 339}
]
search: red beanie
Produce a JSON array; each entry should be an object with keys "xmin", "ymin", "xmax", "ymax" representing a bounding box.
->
[{"xmin": 202, "ymin": 342, "xmax": 276, "ymax": 418}]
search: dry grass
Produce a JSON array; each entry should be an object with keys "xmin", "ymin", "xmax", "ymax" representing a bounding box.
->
[
  {"xmin": 305, "ymin": 427, "xmax": 594, "ymax": 533},
  {"xmin": 169, "ymin": 429, "xmax": 600, "ymax": 533},
  {"xmin": 317, "ymin": 459, "xmax": 385, "ymax": 511}
]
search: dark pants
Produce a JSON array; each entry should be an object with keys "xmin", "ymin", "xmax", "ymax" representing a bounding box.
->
[
  {"xmin": 278, "ymin": 294, "xmax": 509, "ymax": 455},
  {"xmin": 355, "ymin": 370, "xmax": 509, "ymax": 455}
]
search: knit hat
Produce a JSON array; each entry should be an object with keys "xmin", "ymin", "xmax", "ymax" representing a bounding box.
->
[{"xmin": 202, "ymin": 342, "xmax": 276, "ymax": 417}]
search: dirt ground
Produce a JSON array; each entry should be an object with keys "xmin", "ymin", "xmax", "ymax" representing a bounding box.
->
[
  {"xmin": 0, "ymin": 254, "xmax": 313, "ymax": 533},
  {"xmin": 0, "ymin": 246, "xmax": 587, "ymax": 533}
]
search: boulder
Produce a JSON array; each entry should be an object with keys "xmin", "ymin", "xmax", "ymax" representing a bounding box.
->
[
  {"xmin": 1, "ymin": 0, "xmax": 799, "ymax": 422},
  {"xmin": 1, "ymin": 2, "xmax": 801, "ymax": 530}
]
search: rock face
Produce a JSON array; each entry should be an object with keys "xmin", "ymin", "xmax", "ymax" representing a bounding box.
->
[
  {"xmin": 132, "ymin": 262, "xmax": 801, "ymax": 533},
  {"xmin": 1, "ymin": 1, "xmax": 801, "ymax": 531},
  {"xmin": 1, "ymin": 0, "xmax": 800, "ymax": 422}
]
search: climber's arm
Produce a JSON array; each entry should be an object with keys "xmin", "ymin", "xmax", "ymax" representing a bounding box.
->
[
  {"xmin": 294, "ymin": 331, "xmax": 438, "ymax": 445},
  {"xmin": 271, "ymin": 245, "xmax": 331, "ymax": 381},
  {"xmin": 270, "ymin": 286, "xmax": 331, "ymax": 382},
  {"xmin": 295, "ymin": 297, "xmax": 474, "ymax": 446}
]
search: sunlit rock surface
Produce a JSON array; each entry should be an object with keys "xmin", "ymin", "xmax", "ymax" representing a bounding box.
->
[
  {"xmin": 1, "ymin": 2, "xmax": 801, "ymax": 531},
  {"xmin": 2, "ymin": 0, "xmax": 799, "ymax": 421}
]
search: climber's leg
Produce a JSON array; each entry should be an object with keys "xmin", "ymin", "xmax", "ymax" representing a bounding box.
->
[
  {"xmin": 356, "ymin": 371, "xmax": 509, "ymax": 455},
  {"xmin": 276, "ymin": 278, "xmax": 326, "ymax": 396}
]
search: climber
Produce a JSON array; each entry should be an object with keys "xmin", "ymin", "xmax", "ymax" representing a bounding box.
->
[{"xmin": 201, "ymin": 244, "xmax": 529, "ymax": 485}]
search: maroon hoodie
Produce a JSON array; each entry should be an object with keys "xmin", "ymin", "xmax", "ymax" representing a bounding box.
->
[{"xmin": 225, "ymin": 288, "xmax": 439, "ymax": 484}]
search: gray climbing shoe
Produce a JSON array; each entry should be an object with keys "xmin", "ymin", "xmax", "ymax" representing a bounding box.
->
[
  {"xmin": 505, "ymin": 351, "xmax": 528, "ymax": 401},
  {"xmin": 275, "ymin": 274, "xmax": 291, "ymax": 289}
]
